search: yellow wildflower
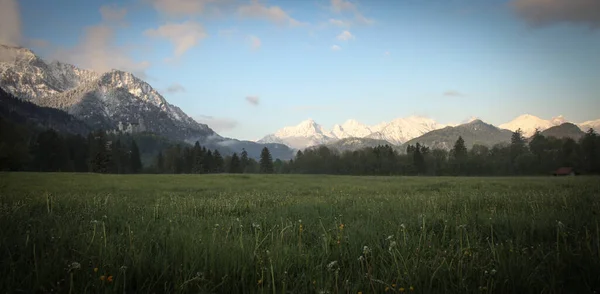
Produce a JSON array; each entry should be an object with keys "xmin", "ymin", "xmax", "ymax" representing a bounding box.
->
[
  {"xmin": 358, "ymin": 292, "xmax": 363, "ymax": 294},
  {"xmin": 100, "ymin": 275, "xmax": 106, "ymax": 281},
  {"xmin": 299, "ymin": 224, "xmax": 304, "ymax": 233},
  {"xmin": 385, "ymin": 286, "xmax": 390, "ymax": 292},
  {"xmin": 339, "ymin": 224, "xmax": 345, "ymax": 230},
  {"xmin": 400, "ymin": 287, "xmax": 405, "ymax": 292},
  {"xmin": 392, "ymin": 284, "xmax": 396, "ymax": 288},
  {"xmin": 257, "ymin": 279, "xmax": 263, "ymax": 286},
  {"xmin": 93, "ymin": 267, "xmax": 98, "ymax": 273},
  {"xmin": 410, "ymin": 286, "xmax": 414, "ymax": 291}
]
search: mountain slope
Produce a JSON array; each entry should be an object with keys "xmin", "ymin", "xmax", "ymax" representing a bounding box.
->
[
  {"xmin": 0, "ymin": 86, "xmax": 91, "ymax": 135},
  {"xmin": 404, "ymin": 120, "xmax": 513, "ymax": 150},
  {"xmin": 540, "ymin": 123, "xmax": 585, "ymax": 140},
  {"xmin": 31, "ymin": 70, "xmax": 216, "ymax": 142},
  {"xmin": 323, "ymin": 137, "xmax": 395, "ymax": 153}
]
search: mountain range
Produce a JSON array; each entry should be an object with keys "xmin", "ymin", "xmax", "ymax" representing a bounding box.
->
[
  {"xmin": 0, "ymin": 44, "xmax": 295, "ymax": 160},
  {"xmin": 259, "ymin": 114, "xmax": 600, "ymax": 152}
]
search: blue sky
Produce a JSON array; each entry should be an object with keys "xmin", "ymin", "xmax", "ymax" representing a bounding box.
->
[{"xmin": 4, "ymin": 0, "xmax": 600, "ymax": 140}]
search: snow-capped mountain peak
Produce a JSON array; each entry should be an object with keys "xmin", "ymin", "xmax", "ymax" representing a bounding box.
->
[
  {"xmin": 499, "ymin": 114, "xmax": 556, "ymax": 137},
  {"xmin": 332, "ymin": 119, "xmax": 373, "ymax": 139},
  {"xmin": 274, "ymin": 118, "xmax": 332, "ymax": 138},
  {"xmin": 551, "ymin": 115, "xmax": 567, "ymax": 126}
]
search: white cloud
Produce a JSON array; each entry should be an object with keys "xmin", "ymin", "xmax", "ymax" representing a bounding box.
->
[
  {"xmin": 384, "ymin": 51, "xmax": 390, "ymax": 56},
  {"xmin": 52, "ymin": 6, "xmax": 150, "ymax": 77},
  {"xmin": 248, "ymin": 35, "xmax": 261, "ymax": 50},
  {"xmin": 238, "ymin": 0, "xmax": 304, "ymax": 27},
  {"xmin": 0, "ymin": 0, "xmax": 21, "ymax": 46},
  {"xmin": 195, "ymin": 115, "xmax": 238, "ymax": 132},
  {"xmin": 246, "ymin": 96, "xmax": 260, "ymax": 105},
  {"xmin": 166, "ymin": 83, "xmax": 186, "ymax": 94},
  {"xmin": 331, "ymin": 45, "xmax": 341, "ymax": 51},
  {"xmin": 329, "ymin": 18, "xmax": 351, "ymax": 27},
  {"xmin": 510, "ymin": 0, "xmax": 600, "ymax": 28},
  {"xmin": 336, "ymin": 30, "xmax": 355, "ymax": 41},
  {"xmin": 145, "ymin": 21, "xmax": 208, "ymax": 59}
]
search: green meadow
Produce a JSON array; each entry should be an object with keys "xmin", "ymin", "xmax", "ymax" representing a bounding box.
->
[{"xmin": 1, "ymin": 173, "xmax": 599, "ymax": 293}]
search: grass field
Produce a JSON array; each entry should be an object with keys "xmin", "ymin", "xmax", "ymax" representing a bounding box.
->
[{"xmin": 1, "ymin": 173, "xmax": 599, "ymax": 293}]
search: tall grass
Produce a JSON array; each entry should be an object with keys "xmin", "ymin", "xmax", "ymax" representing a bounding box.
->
[{"xmin": 0, "ymin": 173, "xmax": 599, "ymax": 293}]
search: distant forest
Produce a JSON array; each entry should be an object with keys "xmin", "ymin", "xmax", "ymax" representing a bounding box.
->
[
  {"xmin": 1, "ymin": 88, "xmax": 599, "ymax": 176},
  {"xmin": 3, "ymin": 114, "xmax": 599, "ymax": 176}
]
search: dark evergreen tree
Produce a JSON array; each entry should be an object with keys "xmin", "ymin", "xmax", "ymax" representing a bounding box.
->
[
  {"xmin": 204, "ymin": 150, "xmax": 214, "ymax": 173},
  {"xmin": 155, "ymin": 151, "xmax": 164, "ymax": 174},
  {"xmin": 581, "ymin": 128, "xmax": 598, "ymax": 173},
  {"xmin": 450, "ymin": 136, "xmax": 468, "ymax": 175},
  {"xmin": 240, "ymin": 149, "xmax": 249, "ymax": 173},
  {"xmin": 130, "ymin": 140, "xmax": 142, "ymax": 173},
  {"xmin": 412, "ymin": 143, "xmax": 426, "ymax": 174},
  {"xmin": 192, "ymin": 142, "xmax": 204, "ymax": 173},
  {"xmin": 214, "ymin": 150, "xmax": 224, "ymax": 173},
  {"xmin": 228, "ymin": 153, "xmax": 242, "ymax": 173},
  {"xmin": 259, "ymin": 147, "xmax": 274, "ymax": 174},
  {"xmin": 88, "ymin": 131, "xmax": 110, "ymax": 173}
]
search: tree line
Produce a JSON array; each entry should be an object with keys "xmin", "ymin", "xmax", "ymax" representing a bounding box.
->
[
  {"xmin": 151, "ymin": 143, "xmax": 278, "ymax": 174},
  {"xmin": 285, "ymin": 129, "xmax": 600, "ymax": 176},
  {"xmin": 0, "ymin": 122, "xmax": 143, "ymax": 173},
  {"xmin": 2, "ymin": 113, "xmax": 599, "ymax": 176}
]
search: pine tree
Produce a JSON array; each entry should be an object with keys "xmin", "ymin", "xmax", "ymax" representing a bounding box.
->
[
  {"xmin": 450, "ymin": 136, "xmax": 468, "ymax": 175},
  {"xmin": 581, "ymin": 128, "xmax": 598, "ymax": 173},
  {"xmin": 130, "ymin": 139, "xmax": 142, "ymax": 173},
  {"xmin": 88, "ymin": 131, "xmax": 110, "ymax": 173},
  {"xmin": 259, "ymin": 147, "xmax": 274, "ymax": 174},
  {"xmin": 229, "ymin": 153, "xmax": 241, "ymax": 173},
  {"xmin": 214, "ymin": 150, "xmax": 224, "ymax": 173},
  {"xmin": 192, "ymin": 142, "xmax": 204, "ymax": 173},
  {"xmin": 240, "ymin": 149, "xmax": 249, "ymax": 173},
  {"xmin": 204, "ymin": 150, "xmax": 214, "ymax": 173},
  {"xmin": 413, "ymin": 143, "xmax": 426, "ymax": 174},
  {"xmin": 156, "ymin": 151, "xmax": 164, "ymax": 174}
]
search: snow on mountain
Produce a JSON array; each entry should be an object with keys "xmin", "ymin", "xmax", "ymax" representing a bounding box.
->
[
  {"xmin": 579, "ymin": 119, "xmax": 600, "ymax": 132},
  {"xmin": 331, "ymin": 119, "xmax": 373, "ymax": 139},
  {"xmin": 551, "ymin": 115, "xmax": 567, "ymax": 126},
  {"xmin": 0, "ymin": 44, "xmax": 214, "ymax": 142},
  {"xmin": 260, "ymin": 116, "xmax": 445, "ymax": 149},
  {"xmin": 499, "ymin": 114, "xmax": 558, "ymax": 137},
  {"xmin": 258, "ymin": 119, "xmax": 337, "ymax": 149},
  {"xmin": 0, "ymin": 44, "xmax": 99, "ymax": 100},
  {"xmin": 370, "ymin": 116, "xmax": 444, "ymax": 145},
  {"xmin": 498, "ymin": 114, "xmax": 599, "ymax": 137}
]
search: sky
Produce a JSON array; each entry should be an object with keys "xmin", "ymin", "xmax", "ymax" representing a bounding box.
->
[{"xmin": 1, "ymin": 0, "xmax": 599, "ymax": 140}]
